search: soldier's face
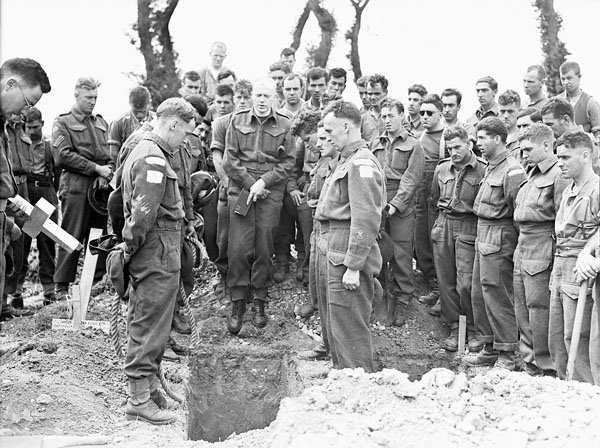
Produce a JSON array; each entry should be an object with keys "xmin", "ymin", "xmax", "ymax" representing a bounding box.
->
[
  {"xmin": 358, "ymin": 85, "xmax": 370, "ymax": 109},
  {"xmin": 327, "ymin": 76, "xmax": 346, "ymax": 99},
  {"xmin": 323, "ymin": 112, "xmax": 348, "ymax": 151},
  {"xmin": 252, "ymin": 85, "xmax": 274, "ymax": 117},
  {"xmin": 442, "ymin": 95, "xmax": 460, "ymax": 123},
  {"xmin": 407, "ymin": 92, "xmax": 423, "ymax": 116},
  {"xmin": 542, "ymin": 113, "xmax": 568, "ymax": 138},
  {"xmin": 131, "ymin": 106, "xmax": 149, "ymax": 122},
  {"xmin": 75, "ymin": 88, "xmax": 97, "ymax": 115},
  {"xmin": 523, "ymin": 70, "xmax": 543, "ymax": 96},
  {"xmin": 516, "ymin": 115, "xmax": 534, "ymax": 138},
  {"xmin": 557, "ymin": 144, "xmax": 587, "ymax": 179},
  {"xmin": 420, "ymin": 104, "xmax": 442, "ymax": 130},
  {"xmin": 170, "ymin": 118, "xmax": 195, "ymax": 148},
  {"xmin": 381, "ymin": 106, "xmax": 404, "ymax": 135},
  {"xmin": 367, "ymin": 83, "xmax": 386, "ymax": 108},
  {"xmin": 1, "ymin": 78, "xmax": 42, "ymax": 117},
  {"xmin": 316, "ymin": 127, "xmax": 336, "ymax": 158},
  {"xmin": 210, "ymin": 46, "xmax": 226, "ymax": 69},
  {"xmin": 477, "ymin": 130, "xmax": 500, "ymax": 160},
  {"xmin": 499, "ymin": 102, "xmax": 519, "ymax": 130},
  {"xmin": 308, "ymin": 77, "xmax": 327, "ymax": 100},
  {"xmin": 476, "ymin": 82, "xmax": 496, "ymax": 108},
  {"xmin": 447, "ymin": 137, "xmax": 471, "ymax": 165},
  {"xmin": 182, "ymin": 79, "xmax": 201, "ymax": 96},
  {"xmin": 560, "ymin": 70, "xmax": 580, "ymax": 95},
  {"xmin": 269, "ymin": 70, "xmax": 286, "ymax": 93},
  {"xmin": 198, "ymin": 122, "xmax": 211, "ymax": 142},
  {"xmin": 520, "ymin": 138, "xmax": 548, "ymax": 167},
  {"xmin": 283, "ymin": 78, "xmax": 302, "ymax": 105},
  {"xmin": 214, "ymin": 94, "xmax": 234, "ymax": 117},
  {"xmin": 234, "ymin": 93, "xmax": 252, "ymax": 111},
  {"xmin": 25, "ymin": 119, "xmax": 43, "ymax": 141}
]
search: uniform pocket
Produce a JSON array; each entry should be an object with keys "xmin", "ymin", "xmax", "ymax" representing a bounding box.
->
[
  {"xmin": 158, "ymin": 230, "xmax": 181, "ymax": 273},
  {"xmin": 478, "ymin": 242, "xmax": 501, "ymax": 256},
  {"xmin": 522, "ymin": 259, "xmax": 551, "ymax": 276},
  {"xmin": 327, "ymin": 250, "xmax": 345, "ymax": 266}
]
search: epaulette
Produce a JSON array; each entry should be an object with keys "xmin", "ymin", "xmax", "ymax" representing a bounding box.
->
[
  {"xmin": 476, "ymin": 156, "xmax": 488, "ymax": 165},
  {"xmin": 57, "ymin": 112, "xmax": 70, "ymax": 117},
  {"xmin": 274, "ymin": 109, "xmax": 292, "ymax": 121},
  {"xmin": 438, "ymin": 156, "xmax": 452, "ymax": 164}
]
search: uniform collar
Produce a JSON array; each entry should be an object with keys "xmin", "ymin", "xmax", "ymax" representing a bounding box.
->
[
  {"xmin": 487, "ymin": 149, "xmax": 508, "ymax": 168},
  {"xmin": 379, "ymin": 127, "xmax": 409, "ymax": 144},
  {"xmin": 451, "ymin": 150, "xmax": 478, "ymax": 170},
  {"xmin": 339, "ymin": 139, "xmax": 366, "ymax": 161},
  {"xmin": 533, "ymin": 154, "xmax": 558, "ymax": 175},
  {"xmin": 476, "ymin": 102, "xmax": 498, "ymax": 119},
  {"xmin": 71, "ymin": 106, "xmax": 95, "ymax": 122},
  {"xmin": 143, "ymin": 131, "xmax": 177, "ymax": 157},
  {"xmin": 249, "ymin": 107, "xmax": 276, "ymax": 123},
  {"xmin": 407, "ymin": 114, "xmax": 421, "ymax": 129}
]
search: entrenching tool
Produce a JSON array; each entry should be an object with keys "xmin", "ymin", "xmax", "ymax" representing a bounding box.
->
[{"xmin": 566, "ymin": 279, "xmax": 589, "ymax": 381}]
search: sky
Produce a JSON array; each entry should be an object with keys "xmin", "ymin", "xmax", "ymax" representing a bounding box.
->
[{"xmin": 1, "ymin": 0, "xmax": 599, "ymax": 134}]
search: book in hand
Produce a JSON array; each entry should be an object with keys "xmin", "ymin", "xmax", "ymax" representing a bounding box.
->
[{"xmin": 234, "ymin": 189, "xmax": 251, "ymax": 216}]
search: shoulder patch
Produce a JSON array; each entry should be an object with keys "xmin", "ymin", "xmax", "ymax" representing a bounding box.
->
[
  {"xmin": 145, "ymin": 156, "xmax": 166, "ymax": 166},
  {"xmin": 359, "ymin": 165, "xmax": 374, "ymax": 178},
  {"xmin": 508, "ymin": 168, "xmax": 524, "ymax": 177},
  {"xmin": 146, "ymin": 170, "xmax": 164, "ymax": 184}
]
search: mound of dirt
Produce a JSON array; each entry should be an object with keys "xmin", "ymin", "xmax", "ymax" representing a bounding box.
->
[{"xmin": 267, "ymin": 368, "xmax": 600, "ymax": 448}]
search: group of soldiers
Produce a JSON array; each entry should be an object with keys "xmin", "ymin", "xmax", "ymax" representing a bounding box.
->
[{"xmin": 1, "ymin": 43, "xmax": 600, "ymax": 426}]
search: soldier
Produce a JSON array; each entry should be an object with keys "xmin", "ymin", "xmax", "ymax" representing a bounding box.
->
[
  {"xmin": 360, "ymin": 73, "xmax": 389, "ymax": 143},
  {"xmin": 108, "ymin": 85, "xmax": 155, "ymax": 162},
  {"xmin": 548, "ymin": 130, "xmax": 599, "ymax": 383},
  {"xmin": 557, "ymin": 61, "xmax": 600, "ymax": 138},
  {"xmin": 198, "ymin": 42, "xmax": 230, "ymax": 104},
  {"xmin": 497, "ymin": 90, "xmax": 522, "ymax": 160},
  {"xmin": 466, "ymin": 76, "xmax": 499, "ymax": 129},
  {"xmin": 370, "ymin": 98, "xmax": 424, "ymax": 325},
  {"xmin": 523, "ymin": 64, "xmax": 548, "ymax": 111},
  {"xmin": 464, "ymin": 117, "xmax": 526, "ymax": 370},
  {"xmin": 180, "ymin": 70, "xmax": 202, "ymax": 97},
  {"xmin": 118, "ymin": 98, "xmax": 196, "ymax": 424},
  {"xmin": 356, "ymin": 75, "xmax": 371, "ymax": 114},
  {"xmin": 406, "ymin": 84, "xmax": 428, "ymax": 138},
  {"xmin": 20, "ymin": 107, "xmax": 60, "ymax": 306},
  {"xmin": 304, "ymin": 67, "xmax": 328, "ymax": 113},
  {"xmin": 223, "ymin": 78, "xmax": 295, "ymax": 334},
  {"xmin": 430, "ymin": 125, "xmax": 486, "ymax": 352},
  {"xmin": 0, "ymin": 58, "xmax": 51, "ymax": 320},
  {"xmin": 513, "ymin": 123, "xmax": 570, "ymax": 376},
  {"xmin": 315, "ymin": 100, "xmax": 385, "ymax": 372},
  {"xmin": 414, "ymin": 94, "xmax": 445, "ymax": 311},
  {"xmin": 53, "ymin": 77, "xmax": 114, "ymax": 302}
]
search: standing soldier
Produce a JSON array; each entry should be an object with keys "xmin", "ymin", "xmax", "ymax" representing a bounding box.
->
[
  {"xmin": 316, "ymin": 100, "xmax": 385, "ymax": 372},
  {"xmin": 53, "ymin": 77, "xmax": 114, "ymax": 301},
  {"xmin": 370, "ymin": 99, "xmax": 424, "ymax": 326},
  {"xmin": 465, "ymin": 117, "xmax": 526, "ymax": 370},
  {"xmin": 223, "ymin": 78, "xmax": 295, "ymax": 334},
  {"xmin": 430, "ymin": 125, "xmax": 486, "ymax": 352},
  {"xmin": 118, "ymin": 98, "xmax": 196, "ymax": 424},
  {"xmin": 0, "ymin": 58, "xmax": 51, "ymax": 320},
  {"xmin": 548, "ymin": 130, "xmax": 599, "ymax": 383},
  {"xmin": 20, "ymin": 107, "xmax": 60, "ymax": 305},
  {"xmin": 513, "ymin": 123, "xmax": 570, "ymax": 376}
]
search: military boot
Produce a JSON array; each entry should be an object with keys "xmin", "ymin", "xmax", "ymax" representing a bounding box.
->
[
  {"xmin": 126, "ymin": 378, "xmax": 177, "ymax": 425},
  {"xmin": 464, "ymin": 343, "xmax": 498, "ymax": 367},
  {"xmin": 227, "ymin": 299, "xmax": 246, "ymax": 334},
  {"xmin": 494, "ymin": 351, "xmax": 517, "ymax": 371},
  {"xmin": 442, "ymin": 326, "xmax": 459, "ymax": 352},
  {"xmin": 393, "ymin": 301, "xmax": 409, "ymax": 327},
  {"xmin": 251, "ymin": 289, "xmax": 268, "ymax": 329},
  {"xmin": 171, "ymin": 310, "xmax": 192, "ymax": 335},
  {"xmin": 272, "ymin": 261, "xmax": 288, "ymax": 283}
]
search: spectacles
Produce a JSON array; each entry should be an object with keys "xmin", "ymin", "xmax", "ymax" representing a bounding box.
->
[
  {"xmin": 419, "ymin": 110, "xmax": 436, "ymax": 117},
  {"xmin": 16, "ymin": 82, "xmax": 32, "ymax": 108}
]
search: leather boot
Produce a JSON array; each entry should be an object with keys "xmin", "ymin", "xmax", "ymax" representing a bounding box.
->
[
  {"xmin": 125, "ymin": 399, "xmax": 177, "ymax": 425},
  {"xmin": 251, "ymin": 299, "xmax": 267, "ymax": 328},
  {"xmin": 171, "ymin": 311, "xmax": 192, "ymax": 335},
  {"xmin": 272, "ymin": 261, "xmax": 288, "ymax": 283},
  {"xmin": 227, "ymin": 300, "xmax": 246, "ymax": 334},
  {"xmin": 464, "ymin": 343, "xmax": 498, "ymax": 367}
]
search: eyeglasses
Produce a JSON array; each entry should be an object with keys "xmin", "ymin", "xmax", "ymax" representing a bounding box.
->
[
  {"xmin": 419, "ymin": 110, "xmax": 436, "ymax": 117},
  {"xmin": 16, "ymin": 82, "xmax": 32, "ymax": 108}
]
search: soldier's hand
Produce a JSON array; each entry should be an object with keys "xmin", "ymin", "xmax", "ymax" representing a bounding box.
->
[
  {"xmin": 386, "ymin": 204, "xmax": 397, "ymax": 217},
  {"xmin": 114, "ymin": 242, "xmax": 132, "ymax": 264},
  {"xmin": 185, "ymin": 221, "xmax": 197, "ymax": 239},
  {"xmin": 290, "ymin": 190, "xmax": 305, "ymax": 207},
  {"xmin": 96, "ymin": 177, "xmax": 110, "ymax": 189},
  {"xmin": 342, "ymin": 268, "xmax": 360, "ymax": 290},
  {"xmin": 248, "ymin": 178, "xmax": 266, "ymax": 204},
  {"xmin": 95, "ymin": 164, "xmax": 113, "ymax": 180},
  {"xmin": 575, "ymin": 251, "xmax": 600, "ymax": 281}
]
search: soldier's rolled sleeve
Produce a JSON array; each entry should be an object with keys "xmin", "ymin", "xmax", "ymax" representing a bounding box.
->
[
  {"xmin": 554, "ymin": 175, "xmax": 571, "ymax": 214},
  {"xmin": 430, "ymin": 165, "xmax": 441, "ymax": 211},
  {"xmin": 123, "ymin": 159, "xmax": 167, "ymax": 254},
  {"xmin": 52, "ymin": 119, "xmax": 97, "ymax": 176},
  {"xmin": 224, "ymin": 124, "xmax": 255, "ymax": 190},
  {"xmin": 587, "ymin": 97, "xmax": 600, "ymax": 135},
  {"xmin": 344, "ymin": 158, "xmax": 384, "ymax": 271},
  {"xmin": 390, "ymin": 142, "xmax": 424, "ymax": 213},
  {"xmin": 260, "ymin": 131, "xmax": 296, "ymax": 187}
]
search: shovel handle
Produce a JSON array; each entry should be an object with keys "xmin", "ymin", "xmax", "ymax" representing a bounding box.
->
[{"xmin": 566, "ymin": 279, "xmax": 589, "ymax": 381}]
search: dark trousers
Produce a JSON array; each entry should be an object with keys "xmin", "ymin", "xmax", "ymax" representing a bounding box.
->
[
  {"xmin": 548, "ymin": 256, "xmax": 594, "ymax": 383},
  {"xmin": 201, "ymin": 189, "xmax": 219, "ymax": 263},
  {"xmin": 296, "ymin": 200, "xmax": 312, "ymax": 277},
  {"xmin": 383, "ymin": 203, "xmax": 415, "ymax": 301},
  {"xmin": 19, "ymin": 181, "xmax": 58, "ymax": 295},
  {"xmin": 4, "ymin": 181, "xmax": 28, "ymax": 295},
  {"xmin": 1, "ymin": 212, "xmax": 7, "ymax": 300},
  {"xmin": 273, "ymin": 191, "xmax": 304, "ymax": 262},
  {"xmin": 513, "ymin": 223, "xmax": 555, "ymax": 371},
  {"xmin": 414, "ymin": 170, "xmax": 438, "ymax": 282},
  {"xmin": 471, "ymin": 220, "xmax": 519, "ymax": 352},
  {"xmin": 215, "ymin": 185, "xmax": 229, "ymax": 276},
  {"xmin": 54, "ymin": 188, "xmax": 107, "ymax": 285},
  {"xmin": 316, "ymin": 222, "xmax": 382, "ymax": 372},
  {"xmin": 125, "ymin": 224, "xmax": 181, "ymax": 380},
  {"xmin": 226, "ymin": 186, "xmax": 283, "ymax": 298},
  {"xmin": 431, "ymin": 214, "xmax": 477, "ymax": 327}
]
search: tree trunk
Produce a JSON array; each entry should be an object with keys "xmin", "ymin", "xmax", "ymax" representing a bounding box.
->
[
  {"xmin": 534, "ymin": 0, "xmax": 569, "ymax": 96},
  {"xmin": 137, "ymin": 0, "xmax": 181, "ymax": 108},
  {"xmin": 345, "ymin": 0, "xmax": 370, "ymax": 82}
]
